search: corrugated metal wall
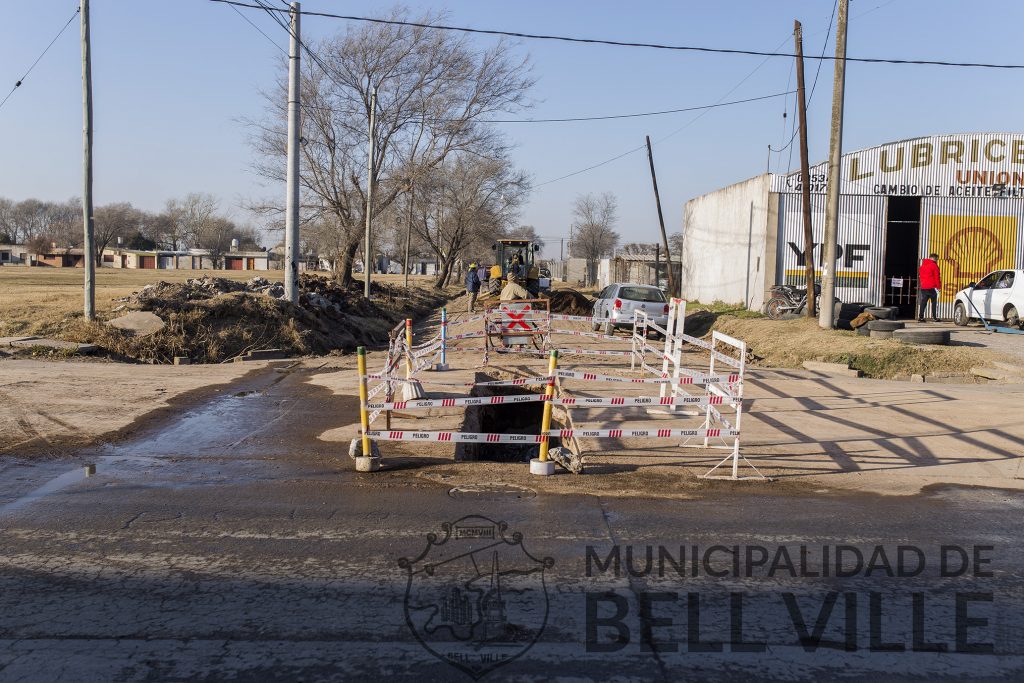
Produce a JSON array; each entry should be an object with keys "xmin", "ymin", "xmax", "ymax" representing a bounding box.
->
[
  {"xmin": 776, "ymin": 194, "xmax": 887, "ymax": 305},
  {"xmin": 920, "ymin": 197, "xmax": 1024, "ymax": 318}
]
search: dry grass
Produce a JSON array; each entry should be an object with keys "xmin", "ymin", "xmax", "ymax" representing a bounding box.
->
[{"xmin": 713, "ymin": 316, "xmax": 1003, "ymax": 378}]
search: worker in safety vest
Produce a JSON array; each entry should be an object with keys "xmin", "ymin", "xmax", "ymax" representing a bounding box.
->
[{"xmin": 500, "ymin": 272, "xmax": 529, "ymax": 301}]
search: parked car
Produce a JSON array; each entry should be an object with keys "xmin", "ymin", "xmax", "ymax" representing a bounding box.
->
[
  {"xmin": 952, "ymin": 269, "xmax": 1024, "ymax": 327},
  {"xmin": 592, "ymin": 283, "xmax": 669, "ymax": 333}
]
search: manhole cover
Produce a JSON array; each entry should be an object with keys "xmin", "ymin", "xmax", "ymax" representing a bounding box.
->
[{"xmin": 448, "ymin": 483, "xmax": 537, "ymax": 499}]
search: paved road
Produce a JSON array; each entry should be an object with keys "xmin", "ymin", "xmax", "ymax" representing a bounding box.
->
[{"xmin": 1, "ymin": 364, "xmax": 1022, "ymax": 681}]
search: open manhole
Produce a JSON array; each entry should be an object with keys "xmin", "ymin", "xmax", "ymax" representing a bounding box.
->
[
  {"xmin": 448, "ymin": 483, "xmax": 537, "ymax": 499},
  {"xmin": 454, "ymin": 373, "xmax": 563, "ymax": 463}
]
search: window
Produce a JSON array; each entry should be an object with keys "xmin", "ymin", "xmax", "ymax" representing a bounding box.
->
[
  {"xmin": 619, "ymin": 286, "xmax": 666, "ymax": 303},
  {"xmin": 975, "ymin": 272, "xmax": 1001, "ymax": 290},
  {"xmin": 996, "ymin": 272, "xmax": 1014, "ymax": 289}
]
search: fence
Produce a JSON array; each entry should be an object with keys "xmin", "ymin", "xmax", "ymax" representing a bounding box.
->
[{"xmin": 355, "ymin": 298, "xmax": 759, "ymax": 479}]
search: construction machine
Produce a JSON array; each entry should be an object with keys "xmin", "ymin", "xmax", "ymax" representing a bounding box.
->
[{"xmin": 486, "ymin": 239, "xmax": 551, "ymax": 296}]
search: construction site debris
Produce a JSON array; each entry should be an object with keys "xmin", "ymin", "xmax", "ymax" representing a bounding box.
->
[{"xmin": 543, "ymin": 289, "xmax": 593, "ymax": 315}]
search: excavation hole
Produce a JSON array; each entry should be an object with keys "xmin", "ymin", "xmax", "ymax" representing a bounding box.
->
[{"xmin": 454, "ymin": 373, "xmax": 562, "ymax": 462}]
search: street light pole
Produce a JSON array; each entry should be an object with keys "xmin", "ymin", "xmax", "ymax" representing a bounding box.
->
[
  {"xmin": 81, "ymin": 0, "xmax": 95, "ymax": 320},
  {"xmin": 283, "ymin": 2, "xmax": 301, "ymax": 304}
]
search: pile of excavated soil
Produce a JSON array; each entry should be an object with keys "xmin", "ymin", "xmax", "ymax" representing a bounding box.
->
[
  {"xmin": 544, "ymin": 288, "xmax": 594, "ymax": 315},
  {"xmin": 61, "ymin": 274, "xmax": 446, "ymax": 364},
  {"xmin": 711, "ymin": 316, "xmax": 1004, "ymax": 379}
]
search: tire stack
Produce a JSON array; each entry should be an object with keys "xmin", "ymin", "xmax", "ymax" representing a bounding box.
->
[
  {"xmin": 867, "ymin": 320, "xmax": 905, "ymax": 339},
  {"xmin": 835, "ymin": 302, "xmax": 870, "ymax": 330},
  {"xmin": 864, "ymin": 306, "xmax": 900, "ymax": 320}
]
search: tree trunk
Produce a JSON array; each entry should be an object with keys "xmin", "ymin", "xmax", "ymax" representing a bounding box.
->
[
  {"xmin": 434, "ymin": 257, "xmax": 451, "ymax": 289},
  {"xmin": 337, "ymin": 240, "xmax": 360, "ymax": 288}
]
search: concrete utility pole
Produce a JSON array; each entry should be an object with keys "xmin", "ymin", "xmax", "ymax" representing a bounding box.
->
[
  {"xmin": 819, "ymin": 0, "xmax": 849, "ymax": 329},
  {"xmin": 794, "ymin": 20, "xmax": 815, "ymax": 319},
  {"xmin": 404, "ymin": 181, "xmax": 413, "ymax": 290},
  {"xmin": 81, "ymin": 0, "xmax": 95, "ymax": 320},
  {"xmin": 363, "ymin": 87, "xmax": 377, "ymax": 299},
  {"xmin": 645, "ymin": 135, "xmax": 676, "ymax": 296},
  {"xmin": 283, "ymin": 2, "xmax": 301, "ymax": 304}
]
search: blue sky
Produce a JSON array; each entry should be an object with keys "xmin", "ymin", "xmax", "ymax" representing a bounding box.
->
[{"xmin": 3, "ymin": 1, "xmax": 1024, "ymax": 257}]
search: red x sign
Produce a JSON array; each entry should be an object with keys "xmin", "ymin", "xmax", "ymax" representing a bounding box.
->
[{"xmin": 505, "ymin": 311, "xmax": 531, "ymax": 330}]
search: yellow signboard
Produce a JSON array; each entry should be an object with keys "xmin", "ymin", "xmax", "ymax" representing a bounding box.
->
[{"xmin": 928, "ymin": 215, "xmax": 1018, "ymax": 301}]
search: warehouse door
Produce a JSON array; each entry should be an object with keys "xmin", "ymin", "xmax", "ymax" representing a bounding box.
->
[{"xmin": 883, "ymin": 197, "xmax": 921, "ymax": 317}]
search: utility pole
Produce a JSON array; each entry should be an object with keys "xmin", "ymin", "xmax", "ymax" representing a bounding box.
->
[
  {"xmin": 404, "ymin": 180, "xmax": 413, "ymax": 290},
  {"xmin": 363, "ymin": 87, "xmax": 377, "ymax": 299},
  {"xmin": 81, "ymin": 0, "xmax": 94, "ymax": 320},
  {"xmin": 645, "ymin": 135, "xmax": 676, "ymax": 297},
  {"xmin": 794, "ymin": 19, "xmax": 815, "ymax": 319},
  {"xmin": 819, "ymin": 0, "xmax": 849, "ymax": 329},
  {"xmin": 283, "ymin": 2, "xmax": 301, "ymax": 304}
]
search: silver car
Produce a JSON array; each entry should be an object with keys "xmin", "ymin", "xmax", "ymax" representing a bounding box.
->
[{"xmin": 592, "ymin": 283, "xmax": 669, "ymax": 333}]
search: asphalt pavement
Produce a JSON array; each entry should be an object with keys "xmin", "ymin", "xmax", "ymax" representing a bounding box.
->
[{"xmin": 1, "ymin": 363, "xmax": 1022, "ymax": 681}]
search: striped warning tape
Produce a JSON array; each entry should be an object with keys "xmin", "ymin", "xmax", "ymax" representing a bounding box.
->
[
  {"xmin": 446, "ymin": 330, "xmax": 486, "ymax": 341},
  {"xmin": 366, "ymin": 393, "xmax": 550, "ymax": 410},
  {"xmin": 555, "ymin": 395, "xmax": 733, "ymax": 407},
  {"xmin": 550, "ymin": 314, "xmax": 614, "ymax": 322},
  {"xmin": 366, "ymin": 430, "xmax": 546, "ymax": 444},
  {"xmin": 681, "ymin": 333, "xmax": 712, "ymax": 350},
  {"xmin": 366, "ymin": 393, "xmax": 733, "ymax": 411},
  {"xmin": 550, "ymin": 329, "xmax": 627, "ymax": 341},
  {"xmin": 555, "ymin": 368, "xmax": 740, "ymax": 385},
  {"xmin": 711, "ymin": 350, "xmax": 743, "ymax": 368},
  {"xmin": 364, "ymin": 427, "xmax": 737, "ymax": 442},
  {"xmin": 553, "ymin": 427, "xmax": 738, "ymax": 439},
  {"xmin": 450, "ymin": 313, "xmax": 486, "ymax": 325},
  {"xmin": 364, "ymin": 373, "xmax": 552, "ymax": 387}
]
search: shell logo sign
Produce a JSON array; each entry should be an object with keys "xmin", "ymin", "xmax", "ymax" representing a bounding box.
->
[{"xmin": 927, "ymin": 215, "xmax": 1017, "ymax": 300}]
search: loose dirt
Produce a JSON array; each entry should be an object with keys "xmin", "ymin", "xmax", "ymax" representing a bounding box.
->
[
  {"xmin": 543, "ymin": 288, "xmax": 593, "ymax": 315},
  {"xmin": 54, "ymin": 274, "xmax": 448, "ymax": 364}
]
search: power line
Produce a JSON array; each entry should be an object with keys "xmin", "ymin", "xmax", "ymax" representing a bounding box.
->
[
  {"xmin": 481, "ymin": 91, "xmax": 793, "ymax": 123},
  {"xmin": 0, "ymin": 7, "xmax": 80, "ymax": 113},
  {"xmin": 535, "ymin": 33, "xmax": 791, "ymax": 188},
  {"xmin": 210, "ymin": 0, "xmax": 1024, "ymax": 70},
  {"xmin": 228, "ymin": 3, "xmax": 286, "ymax": 54}
]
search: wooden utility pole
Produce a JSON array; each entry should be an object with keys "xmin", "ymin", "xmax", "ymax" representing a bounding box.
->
[
  {"xmin": 81, "ymin": 0, "xmax": 95, "ymax": 320},
  {"xmin": 819, "ymin": 0, "xmax": 849, "ymax": 329},
  {"xmin": 283, "ymin": 2, "xmax": 301, "ymax": 304},
  {"xmin": 404, "ymin": 181, "xmax": 413, "ymax": 290},
  {"xmin": 363, "ymin": 87, "xmax": 377, "ymax": 299},
  {"xmin": 645, "ymin": 135, "xmax": 676, "ymax": 296},
  {"xmin": 794, "ymin": 20, "xmax": 815, "ymax": 318}
]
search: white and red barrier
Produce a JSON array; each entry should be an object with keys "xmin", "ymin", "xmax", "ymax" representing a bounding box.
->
[{"xmin": 357, "ymin": 295, "xmax": 758, "ymax": 480}]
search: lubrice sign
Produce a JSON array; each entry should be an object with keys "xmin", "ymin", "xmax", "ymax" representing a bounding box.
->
[{"xmin": 772, "ymin": 133, "xmax": 1024, "ymax": 198}]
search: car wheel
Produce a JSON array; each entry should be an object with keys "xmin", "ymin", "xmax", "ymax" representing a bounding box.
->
[
  {"xmin": 591, "ymin": 317, "xmax": 600, "ymax": 332},
  {"xmin": 1006, "ymin": 305, "xmax": 1021, "ymax": 328},
  {"xmin": 953, "ymin": 301, "xmax": 969, "ymax": 327}
]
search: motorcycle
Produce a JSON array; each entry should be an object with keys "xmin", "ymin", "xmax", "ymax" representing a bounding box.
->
[{"xmin": 764, "ymin": 283, "xmax": 820, "ymax": 320}]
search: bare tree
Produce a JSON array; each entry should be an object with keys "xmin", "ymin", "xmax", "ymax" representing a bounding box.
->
[
  {"xmin": 620, "ymin": 242, "xmax": 658, "ymax": 256},
  {"xmin": 570, "ymin": 192, "xmax": 619, "ymax": 286},
  {"xmin": 93, "ymin": 202, "xmax": 142, "ymax": 263},
  {"xmin": 411, "ymin": 154, "xmax": 528, "ymax": 288},
  {"xmin": 251, "ymin": 8, "xmax": 533, "ymax": 287},
  {"xmin": 162, "ymin": 193, "xmax": 218, "ymax": 249}
]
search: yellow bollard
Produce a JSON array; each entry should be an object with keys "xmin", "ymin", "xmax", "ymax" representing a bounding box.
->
[
  {"xmin": 357, "ymin": 346, "xmax": 371, "ymax": 457},
  {"xmin": 538, "ymin": 349, "xmax": 559, "ymax": 462},
  {"xmin": 405, "ymin": 318, "xmax": 414, "ymax": 379}
]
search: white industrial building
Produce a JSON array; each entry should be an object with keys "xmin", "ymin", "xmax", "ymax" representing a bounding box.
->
[{"xmin": 682, "ymin": 132, "xmax": 1024, "ymax": 317}]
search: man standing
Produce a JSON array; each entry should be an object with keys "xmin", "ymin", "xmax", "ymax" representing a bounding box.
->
[
  {"xmin": 465, "ymin": 262, "xmax": 481, "ymax": 313},
  {"xmin": 500, "ymin": 272, "xmax": 529, "ymax": 301},
  {"xmin": 918, "ymin": 253, "xmax": 941, "ymax": 322}
]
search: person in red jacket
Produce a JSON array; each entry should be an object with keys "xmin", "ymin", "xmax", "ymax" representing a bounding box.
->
[{"xmin": 918, "ymin": 253, "xmax": 942, "ymax": 322}]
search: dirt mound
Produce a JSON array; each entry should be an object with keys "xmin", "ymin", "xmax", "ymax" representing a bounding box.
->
[
  {"xmin": 544, "ymin": 289, "xmax": 593, "ymax": 315},
  {"xmin": 63, "ymin": 274, "xmax": 446, "ymax": 364}
]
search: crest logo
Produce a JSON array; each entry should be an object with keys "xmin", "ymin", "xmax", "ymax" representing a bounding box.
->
[{"xmin": 398, "ymin": 515, "xmax": 554, "ymax": 679}]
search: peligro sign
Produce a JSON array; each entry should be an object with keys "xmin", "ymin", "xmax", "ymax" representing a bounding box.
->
[{"xmin": 772, "ymin": 133, "xmax": 1024, "ymax": 198}]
